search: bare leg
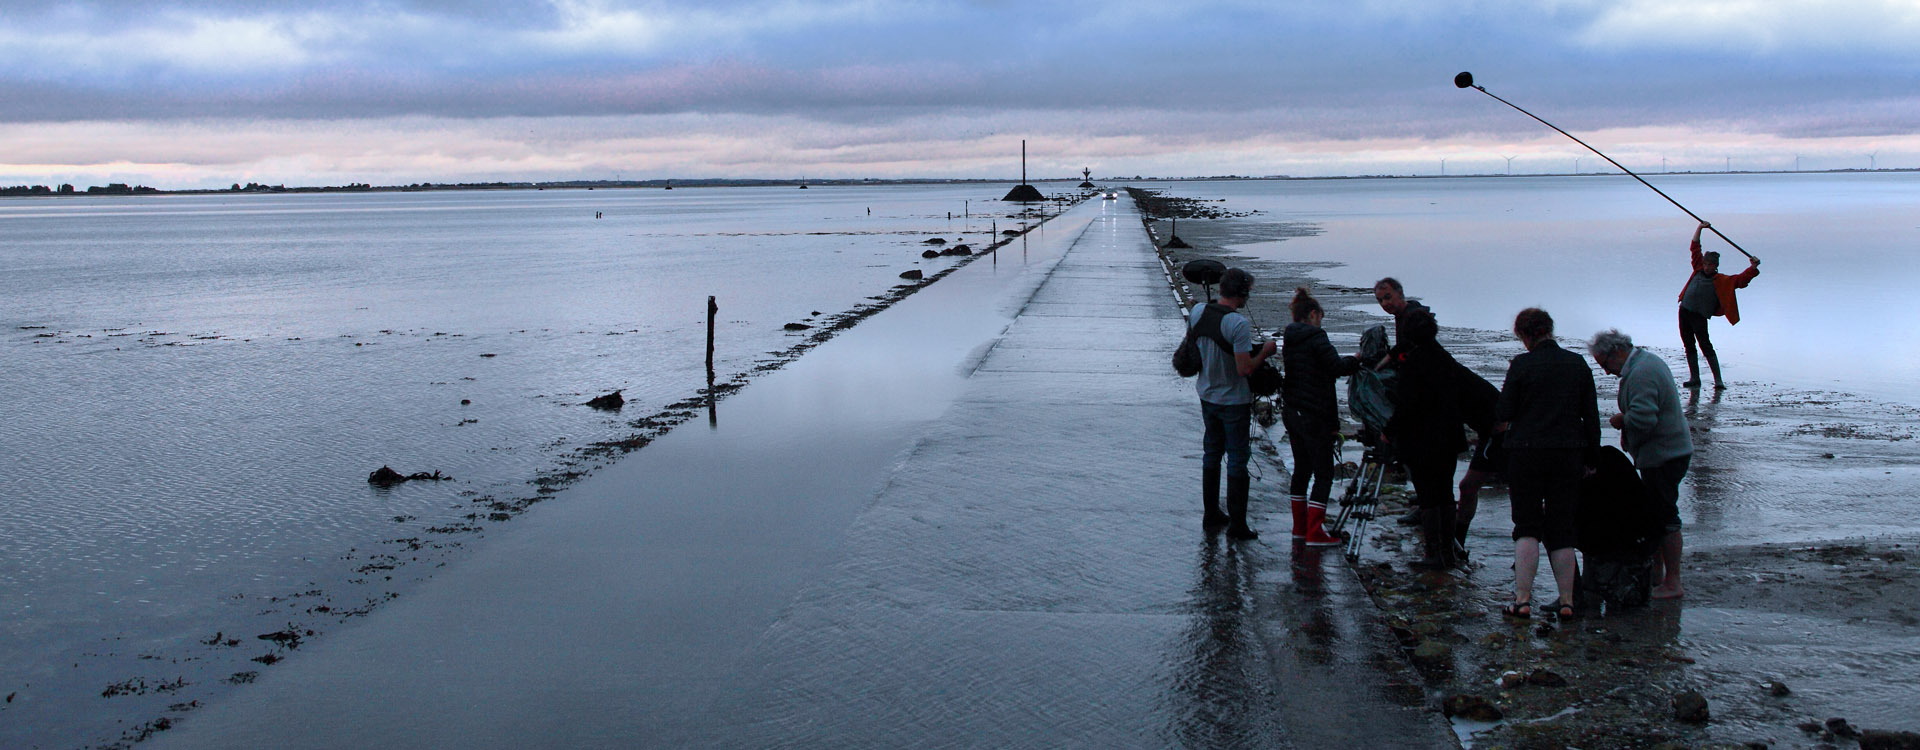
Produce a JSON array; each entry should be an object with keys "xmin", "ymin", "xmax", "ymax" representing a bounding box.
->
[
  {"xmin": 1652, "ymin": 531, "xmax": 1685, "ymax": 599},
  {"xmin": 1548, "ymin": 547, "xmax": 1579, "ymax": 611},
  {"xmin": 1455, "ymin": 469, "xmax": 1485, "ymax": 542},
  {"xmin": 1513, "ymin": 537, "xmax": 1541, "ymax": 607}
]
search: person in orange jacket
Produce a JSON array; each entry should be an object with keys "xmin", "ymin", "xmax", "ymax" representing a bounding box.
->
[{"xmin": 1676, "ymin": 221, "xmax": 1760, "ymax": 389}]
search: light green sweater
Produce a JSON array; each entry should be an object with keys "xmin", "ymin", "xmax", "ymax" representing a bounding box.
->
[{"xmin": 1618, "ymin": 348, "xmax": 1694, "ymax": 468}]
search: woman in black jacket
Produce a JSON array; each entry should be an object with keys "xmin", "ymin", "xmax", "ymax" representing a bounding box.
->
[
  {"xmin": 1383, "ymin": 309, "xmax": 1473, "ymax": 568},
  {"xmin": 1281, "ymin": 287, "xmax": 1360, "ymax": 546}
]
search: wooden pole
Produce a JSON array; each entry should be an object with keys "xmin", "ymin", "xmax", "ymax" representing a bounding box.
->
[
  {"xmin": 706, "ymin": 296, "xmax": 717, "ymax": 382},
  {"xmin": 706, "ymin": 295, "xmax": 718, "ymax": 426}
]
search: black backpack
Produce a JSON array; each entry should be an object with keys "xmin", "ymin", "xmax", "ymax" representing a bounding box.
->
[{"xmin": 1173, "ymin": 303, "xmax": 1235, "ymax": 377}]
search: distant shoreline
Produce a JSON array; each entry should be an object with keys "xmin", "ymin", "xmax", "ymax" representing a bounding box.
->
[{"xmin": 4, "ymin": 168, "xmax": 1914, "ymax": 199}]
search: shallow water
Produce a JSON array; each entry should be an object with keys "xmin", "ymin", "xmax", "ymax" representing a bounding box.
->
[
  {"xmin": 0, "ymin": 183, "xmax": 1060, "ymax": 748},
  {"xmin": 1148, "ymin": 173, "xmax": 1920, "ymax": 405}
]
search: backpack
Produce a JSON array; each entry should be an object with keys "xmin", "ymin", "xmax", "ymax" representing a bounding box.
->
[
  {"xmin": 1346, "ymin": 325, "xmax": 1397, "ymax": 431},
  {"xmin": 1173, "ymin": 303, "xmax": 1234, "ymax": 377}
]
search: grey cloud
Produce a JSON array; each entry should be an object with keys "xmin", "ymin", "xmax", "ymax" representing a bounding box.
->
[{"xmin": 1, "ymin": 0, "xmax": 1916, "ymax": 147}]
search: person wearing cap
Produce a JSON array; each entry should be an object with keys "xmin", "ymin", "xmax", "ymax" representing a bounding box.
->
[{"xmin": 1677, "ymin": 221, "xmax": 1761, "ymax": 389}]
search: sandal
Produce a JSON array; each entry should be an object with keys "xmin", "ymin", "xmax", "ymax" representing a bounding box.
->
[
  {"xmin": 1500, "ymin": 599, "xmax": 1532, "ymax": 619},
  {"xmin": 1549, "ymin": 599, "xmax": 1578, "ymax": 620}
]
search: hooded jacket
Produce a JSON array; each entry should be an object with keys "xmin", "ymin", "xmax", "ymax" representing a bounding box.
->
[
  {"xmin": 1677, "ymin": 234, "xmax": 1760, "ymax": 324},
  {"xmin": 1384, "ymin": 340, "xmax": 1472, "ymax": 459},
  {"xmin": 1281, "ymin": 321, "xmax": 1359, "ymax": 429}
]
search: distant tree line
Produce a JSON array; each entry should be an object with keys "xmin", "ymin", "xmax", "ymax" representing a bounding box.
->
[
  {"xmin": 0, "ymin": 183, "xmax": 171, "ymax": 195},
  {"xmin": 1, "ymin": 183, "xmax": 77, "ymax": 195}
]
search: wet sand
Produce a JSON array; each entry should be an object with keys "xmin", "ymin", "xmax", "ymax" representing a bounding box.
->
[{"xmin": 1140, "ymin": 191, "xmax": 1920, "ymax": 748}]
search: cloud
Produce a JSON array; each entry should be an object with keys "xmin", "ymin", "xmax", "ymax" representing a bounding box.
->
[
  {"xmin": 1575, "ymin": 0, "xmax": 1920, "ymax": 53},
  {"xmin": 2, "ymin": 0, "xmax": 1918, "ymax": 184}
]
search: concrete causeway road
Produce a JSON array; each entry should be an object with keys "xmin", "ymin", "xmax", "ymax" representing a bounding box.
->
[{"xmin": 155, "ymin": 197, "xmax": 1454, "ymax": 749}]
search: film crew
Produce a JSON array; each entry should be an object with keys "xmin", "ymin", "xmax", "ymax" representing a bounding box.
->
[
  {"xmin": 1373, "ymin": 277, "xmax": 1436, "ymax": 527},
  {"xmin": 1496, "ymin": 308, "xmax": 1600, "ymax": 619},
  {"xmin": 1677, "ymin": 221, "xmax": 1760, "ymax": 389},
  {"xmin": 1381, "ymin": 310, "xmax": 1479, "ymax": 568},
  {"xmin": 1589, "ymin": 329, "xmax": 1693, "ymax": 599},
  {"xmin": 1191, "ymin": 268, "xmax": 1278, "ymax": 540},
  {"xmin": 1281, "ymin": 287, "xmax": 1360, "ymax": 546}
]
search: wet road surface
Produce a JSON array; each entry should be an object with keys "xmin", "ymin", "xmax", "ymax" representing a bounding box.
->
[{"xmin": 154, "ymin": 198, "xmax": 1452, "ymax": 748}]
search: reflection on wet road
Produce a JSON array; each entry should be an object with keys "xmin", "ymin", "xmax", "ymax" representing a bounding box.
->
[
  {"xmin": 157, "ymin": 197, "xmax": 1453, "ymax": 748},
  {"xmin": 692, "ymin": 198, "xmax": 1449, "ymax": 748}
]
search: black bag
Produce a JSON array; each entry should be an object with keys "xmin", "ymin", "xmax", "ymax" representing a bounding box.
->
[
  {"xmin": 1248, "ymin": 359, "xmax": 1281, "ymax": 397},
  {"xmin": 1578, "ymin": 551, "xmax": 1654, "ymax": 611},
  {"xmin": 1173, "ymin": 303, "xmax": 1233, "ymax": 377},
  {"xmin": 1173, "ymin": 333, "xmax": 1205, "ymax": 377}
]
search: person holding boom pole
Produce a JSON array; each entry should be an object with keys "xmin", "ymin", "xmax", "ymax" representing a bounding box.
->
[
  {"xmin": 1453, "ymin": 71, "xmax": 1766, "ymax": 387},
  {"xmin": 1677, "ymin": 220, "xmax": 1760, "ymax": 389}
]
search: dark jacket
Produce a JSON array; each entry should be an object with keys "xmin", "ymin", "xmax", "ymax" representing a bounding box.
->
[
  {"xmin": 1282, "ymin": 321, "xmax": 1359, "ymax": 429},
  {"xmin": 1495, "ymin": 339, "xmax": 1601, "ymax": 452},
  {"xmin": 1384, "ymin": 341, "xmax": 1471, "ymax": 458},
  {"xmin": 1392, "ymin": 299, "xmax": 1432, "ymax": 350},
  {"xmin": 1460, "ymin": 364, "xmax": 1500, "ymax": 436}
]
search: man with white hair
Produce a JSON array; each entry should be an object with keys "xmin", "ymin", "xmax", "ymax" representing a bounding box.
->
[{"xmin": 1590, "ymin": 329, "xmax": 1694, "ymax": 599}]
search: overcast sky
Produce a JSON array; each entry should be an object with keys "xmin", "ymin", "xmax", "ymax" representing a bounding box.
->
[{"xmin": 4, "ymin": 0, "xmax": 1917, "ymax": 188}]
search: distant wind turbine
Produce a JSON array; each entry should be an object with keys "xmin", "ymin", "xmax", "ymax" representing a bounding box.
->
[
  {"xmin": 1504, "ymin": 156, "xmax": 1515, "ymax": 175},
  {"xmin": 1870, "ymin": 152, "xmax": 1878, "ymax": 170}
]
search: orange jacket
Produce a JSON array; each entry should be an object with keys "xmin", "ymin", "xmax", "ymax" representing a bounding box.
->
[{"xmin": 1678, "ymin": 235, "xmax": 1760, "ymax": 325}]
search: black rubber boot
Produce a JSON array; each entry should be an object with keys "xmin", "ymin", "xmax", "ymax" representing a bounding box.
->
[
  {"xmin": 1225, "ymin": 474, "xmax": 1258, "ymax": 540},
  {"xmin": 1414, "ymin": 507, "xmax": 1452, "ymax": 568},
  {"xmin": 1707, "ymin": 354, "xmax": 1725, "ymax": 389},
  {"xmin": 1202, "ymin": 465, "xmax": 1228, "ymax": 529},
  {"xmin": 1452, "ymin": 510, "xmax": 1471, "ymax": 562},
  {"xmin": 1396, "ymin": 506, "xmax": 1423, "ymax": 526}
]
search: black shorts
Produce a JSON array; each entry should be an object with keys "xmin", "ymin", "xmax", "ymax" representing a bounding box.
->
[{"xmin": 1507, "ymin": 446, "xmax": 1581, "ymax": 551}]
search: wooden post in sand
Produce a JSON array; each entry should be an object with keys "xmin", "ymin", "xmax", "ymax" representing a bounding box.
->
[
  {"xmin": 706, "ymin": 296, "xmax": 718, "ymax": 426},
  {"xmin": 706, "ymin": 296, "xmax": 717, "ymax": 383}
]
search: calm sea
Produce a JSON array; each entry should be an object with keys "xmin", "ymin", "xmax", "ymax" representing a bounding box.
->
[
  {"xmin": 0, "ymin": 183, "xmax": 1030, "ymax": 746},
  {"xmin": 1152, "ymin": 172, "xmax": 1920, "ymax": 404},
  {"xmin": 3, "ymin": 173, "xmax": 1912, "ymax": 745}
]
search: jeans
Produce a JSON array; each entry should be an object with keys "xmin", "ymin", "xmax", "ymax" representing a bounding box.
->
[{"xmin": 1201, "ymin": 401, "xmax": 1252, "ymax": 480}]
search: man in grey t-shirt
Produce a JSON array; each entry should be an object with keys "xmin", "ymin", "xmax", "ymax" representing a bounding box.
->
[{"xmin": 1191, "ymin": 267, "xmax": 1277, "ymax": 539}]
